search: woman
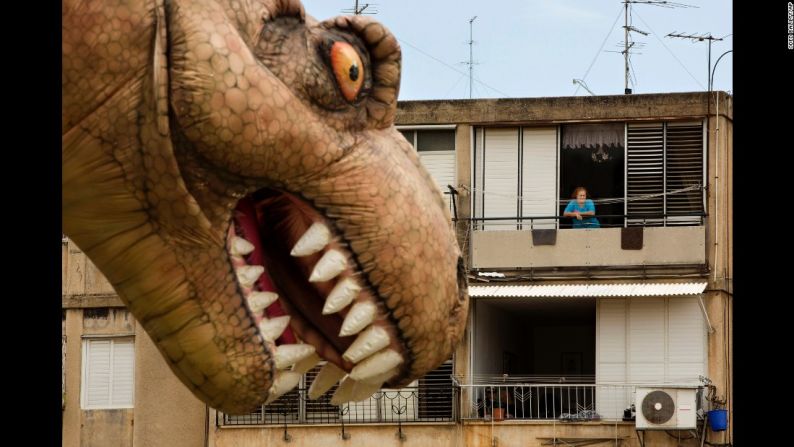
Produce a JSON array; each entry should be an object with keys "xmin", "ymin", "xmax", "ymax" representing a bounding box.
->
[{"xmin": 563, "ymin": 187, "xmax": 600, "ymax": 229}]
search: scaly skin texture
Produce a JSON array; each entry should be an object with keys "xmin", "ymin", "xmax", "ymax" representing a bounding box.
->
[{"xmin": 63, "ymin": 0, "xmax": 468, "ymax": 414}]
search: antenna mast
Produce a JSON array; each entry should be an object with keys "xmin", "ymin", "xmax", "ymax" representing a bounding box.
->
[
  {"xmin": 619, "ymin": 0, "xmax": 695, "ymax": 94},
  {"xmin": 342, "ymin": 1, "xmax": 378, "ymax": 15},
  {"xmin": 467, "ymin": 16, "xmax": 477, "ymax": 99},
  {"xmin": 666, "ymin": 32, "xmax": 725, "ymax": 91}
]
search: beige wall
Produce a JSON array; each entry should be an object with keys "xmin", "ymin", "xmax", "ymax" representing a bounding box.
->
[
  {"xmin": 132, "ymin": 325, "xmax": 207, "ymax": 447},
  {"xmin": 62, "ymin": 242, "xmax": 207, "ymax": 447},
  {"xmin": 211, "ymin": 419, "xmax": 686, "ymax": 447},
  {"xmin": 471, "ymin": 226, "xmax": 705, "ymax": 269}
]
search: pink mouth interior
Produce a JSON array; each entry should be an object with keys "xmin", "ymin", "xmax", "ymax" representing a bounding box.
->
[{"xmin": 231, "ymin": 189, "xmax": 362, "ymax": 371}]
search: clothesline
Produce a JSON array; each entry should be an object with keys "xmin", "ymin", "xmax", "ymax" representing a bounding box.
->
[{"xmin": 461, "ymin": 183, "xmax": 702, "ymax": 205}]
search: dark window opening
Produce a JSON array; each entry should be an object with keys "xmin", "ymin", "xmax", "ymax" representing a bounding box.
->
[{"xmin": 560, "ymin": 124, "xmax": 625, "ymax": 228}]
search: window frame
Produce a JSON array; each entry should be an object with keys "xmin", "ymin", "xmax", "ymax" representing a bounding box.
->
[{"xmin": 80, "ymin": 335, "xmax": 135, "ymax": 410}]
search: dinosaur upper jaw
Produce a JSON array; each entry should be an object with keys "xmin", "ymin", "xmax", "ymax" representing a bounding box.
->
[{"xmin": 226, "ymin": 186, "xmax": 410, "ymax": 403}]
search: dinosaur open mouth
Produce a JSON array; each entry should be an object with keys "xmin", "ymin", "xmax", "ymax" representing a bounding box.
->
[{"xmin": 227, "ymin": 188, "xmax": 406, "ymax": 403}]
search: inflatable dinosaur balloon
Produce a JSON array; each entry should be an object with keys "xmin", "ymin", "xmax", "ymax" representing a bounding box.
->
[{"xmin": 63, "ymin": 0, "xmax": 468, "ymax": 414}]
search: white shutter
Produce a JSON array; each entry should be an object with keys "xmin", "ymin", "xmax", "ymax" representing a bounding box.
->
[
  {"xmin": 481, "ymin": 128, "xmax": 520, "ymax": 230},
  {"xmin": 111, "ymin": 339, "xmax": 135, "ymax": 407},
  {"xmin": 521, "ymin": 128, "xmax": 557, "ymax": 229},
  {"xmin": 82, "ymin": 337, "xmax": 135, "ymax": 409},
  {"xmin": 418, "ymin": 151, "xmax": 456, "ymax": 213},
  {"xmin": 596, "ymin": 299, "xmax": 628, "ymax": 419},
  {"xmin": 83, "ymin": 339, "xmax": 112, "ymax": 408},
  {"xmin": 667, "ymin": 297, "xmax": 707, "ymax": 382},
  {"xmin": 627, "ymin": 123, "xmax": 664, "ymax": 226},
  {"xmin": 628, "ymin": 298, "xmax": 665, "ymax": 383}
]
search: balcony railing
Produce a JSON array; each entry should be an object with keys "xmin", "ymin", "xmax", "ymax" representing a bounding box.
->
[
  {"xmin": 463, "ymin": 213, "xmax": 706, "ymax": 231},
  {"xmin": 456, "ymin": 380, "xmax": 705, "ymax": 422},
  {"xmin": 219, "ymin": 384, "xmax": 457, "ymax": 426}
]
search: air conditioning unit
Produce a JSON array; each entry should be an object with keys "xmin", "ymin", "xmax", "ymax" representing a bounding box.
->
[{"xmin": 635, "ymin": 387, "xmax": 698, "ymax": 430}]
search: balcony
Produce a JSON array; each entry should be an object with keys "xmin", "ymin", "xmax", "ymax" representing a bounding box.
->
[{"xmin": 468, "ymin": 215, "xmax": 706, "ymax": 269}]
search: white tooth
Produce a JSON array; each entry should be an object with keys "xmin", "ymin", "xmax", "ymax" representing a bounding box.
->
[
  {"xmin": 322, "ymin": 278, "xmax": 362, "ymax": 315},
  {"xmin": 258, "ymin": 315, "xmax": 291, "ymax": 341},
  {"xmin": 236, "ymin": 265, "xmax": 264, "ymax": 288},
  {"xmin": 290, "ymin": 222, "xmax": 332, "ymax": 257},
  {"xmin": 265, "ymin": 371, "xmax": 302, "ymax": 404},
  {"xmin": 358, "ymin": 367, "xmax": 398, "ymax": 385},
  {"xmin": 247, "ymin": 291, "xmax": 278, "ymax": 314},
  {"xmin": 350, "ymin": 379, "xmax": 383, "ymax": 401},
  {"xmin": 339, "ymin": 302, "xmax": 377, "ymax": 337},
  {"xmin": 231, "ymin": 236, "xmax": 255, "ymax": 256},
  {"xmin": 330, "ymin": 377, "xmax": 357, "ymax": 405},
  {"xmin": 349, "ymin": 349, "xmax": 403, "ymax": 382},
  {"xmin": 309, "ymin": 250, "xmax": 347, "ymax": 283},
  {"xmin": 292, "ymin": 353, "xmax": 321, "ymax": 374},
  {"xmin": 342, "ymin": 326, "xmax": 390, "ymax": 363},
  {"xmin": 308, "ymin": 363, "xmax": 346, "ymax": 400},
  {"xmin": 274, "ymin": 344, "xmax": 316, "ymax": 369}
]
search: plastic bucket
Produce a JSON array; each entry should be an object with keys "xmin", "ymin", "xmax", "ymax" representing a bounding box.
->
[
  {"xmin": 492, "ymin": 408, "xmax": 504, "ymax": 421},
  {"xmin": 708, "ymin": 409, "xmax": 728, "ymax": 431}
]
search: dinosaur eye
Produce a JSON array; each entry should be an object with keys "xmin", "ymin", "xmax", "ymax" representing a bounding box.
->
[{"xmin": 330, "ymin": 41, "xmax": 364, "ymax": 102}]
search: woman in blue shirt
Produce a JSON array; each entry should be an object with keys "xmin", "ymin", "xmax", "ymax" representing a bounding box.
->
[{"xmin": 563, "ymin": 187, "xmax": 600, "ymax": 228}]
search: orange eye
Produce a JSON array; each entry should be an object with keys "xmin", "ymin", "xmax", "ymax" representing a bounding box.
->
[{"xmin": 330, "ymin": 41, "xmax": 364, "ymax": 102}]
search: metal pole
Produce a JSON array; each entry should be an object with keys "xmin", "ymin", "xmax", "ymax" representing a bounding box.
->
[
  {"xmin": 707, "ymin": 38, "xmax": 712, "ymax": 91},
  {"xmin": 469, "ymin": 17, "xmax": 477, "ymax": 99},
  {"xmin": 710, "ymin": 50, "xmax": 732, "ymax": 91},
  {"xmin": 624, "ymin": 1, "xmax": 629, "ymax": 93}
]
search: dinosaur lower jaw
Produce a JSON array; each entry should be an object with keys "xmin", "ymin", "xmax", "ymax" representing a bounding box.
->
[{"xmin": 226, "ymin": 188, "xmax": 407, "ymax": 404}]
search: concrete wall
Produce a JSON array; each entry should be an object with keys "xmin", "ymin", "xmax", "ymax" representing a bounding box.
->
[
  {"xmin": 211, "ymin": 419, "xmax": 681, "ymax": 447},
  {"xmin": 470, "ymin": 226, "xmax": 706, "ymax": 269},
  {"xmin": 132, "ymin": 326, "xmax": 207, "ymax": 447},
  {"xmin": 62, "ymin": 239, "xmax": 207, "ymax": 447}
]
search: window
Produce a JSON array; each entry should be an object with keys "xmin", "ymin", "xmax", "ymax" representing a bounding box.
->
[
  {"xmin": 626, "ymin": 122, "xmax": 705, "ymax": 226},
  {"xmin": 81, "ymin": 337, "xmax": 135, "ymax": 409},
  {"xmin": 473, "ymin": 127, "xmax": 557, "ymax": 230},
  {"xmin": 560, "ymin": 123, "xmax": 625, "ymax": 228},
  {"xmin": 596, "ymin": 297, "xmax": 707, "ymax": 417},
  {"xmin": 472, "ymin": 121, "xmax": 704, "ymax": 230},
  {"xmin": 399, "ymin": 128, "xmax": 457, "ymax": 213}
]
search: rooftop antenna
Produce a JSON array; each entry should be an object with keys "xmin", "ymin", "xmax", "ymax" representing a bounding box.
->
[
  {"xmin": 618, "ymin": 0, "xmax": 696, "ymax": 94},
  {"xmin": 342, "ymin": 0, "xmax": 378, "ymax": 15},
  {"xmin": 462, "ymin": 16, "xmax": 478, "ymax": 99},
  {"xmin": 572, "ymin": 79, "xmax": 596, "ymax": 96},
  {"xmin": 665, "ymin": 32, "xmax": 727, "ymax": 91}
]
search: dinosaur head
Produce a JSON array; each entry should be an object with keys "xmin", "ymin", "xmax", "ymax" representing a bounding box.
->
[{"xmin": 62, "ymin": 0, "xmax": 468, "ymax": 414}]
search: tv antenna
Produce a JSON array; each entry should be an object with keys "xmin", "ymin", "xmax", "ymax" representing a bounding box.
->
[
  {"xmin": 618, "ymin": 0, "xmax": 696, "ymax": 94},
  {"xmin": 572, "ymin": 79, "xmax": 596, "ymax": 96},
  {"xmin": 460, "ymin": 16, "xmax": 479, "ymax": 99},
  {"xmin": 665, "ymin": 32, "xmax": 727, "ymax": 91},
  {"xmin": 342, "ymin": 1, "xmax": 378, "ymax": 15}
]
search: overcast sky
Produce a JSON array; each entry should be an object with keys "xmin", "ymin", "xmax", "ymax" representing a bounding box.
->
[{"xmin": 301, "ymin": 0, "xmax": 733, "ymax": 100}]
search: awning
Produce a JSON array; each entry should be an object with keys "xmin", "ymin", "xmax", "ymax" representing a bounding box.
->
[{"xmin": 468, "ymin": 282, "xmax": 708, "ymax": 298}]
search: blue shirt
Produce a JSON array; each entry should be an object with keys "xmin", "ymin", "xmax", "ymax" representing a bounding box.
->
[{"xmin": 564, "ymin": 199, "xmax": 600, "ymax": 228}]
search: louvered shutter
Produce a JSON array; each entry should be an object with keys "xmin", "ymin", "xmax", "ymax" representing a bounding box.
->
[
  {"xmin": 110, "ymin": 339, "xmax": 135, "ymax": 407},
  {"xmin": 521, "ymin": 128, "xmax": 557, "ymax": 229},
  {"xmin": 667, "ymin": 297, "xmax": 707, "ymax": 382},
  {"xmin": 478, "ymin": 128, "xmax": 520, "ymax": 230},
  {"xmin": 596, "ymin": 299, "xmax": 629, "ymax": 419},
  {"xmin": 84, "ymin": 339, "xmax": 111, "ymax": 408},
  {"xmin": 418, "ymin": 359, "xmax": 453, "ymax": 419},
  {"xmin": 82, "ymin": 338, "xmax": 134, "ymax": 409},
  {"xmin": 665, "ymin": 122, "xmax": 704, "ymax": 225},
  {"xmin": 628, "ymin": 298, "xmax": 666, "ymax": 383},
  {"xmin": 626, "ymin": 123, "xmax": 665, "ymax": 226}
]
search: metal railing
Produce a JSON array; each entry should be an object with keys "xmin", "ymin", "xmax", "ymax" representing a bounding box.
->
[
  {"xmin": 457, "ymin": 382, "xmax": 704, "ymax": 422},
  {"xmin": 219, "ymin": 384, "xmax": 457, "ymax": 426},
  {"xmin": 463, "ymin": 212, "xmax": 706, "ymax": 230}
]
